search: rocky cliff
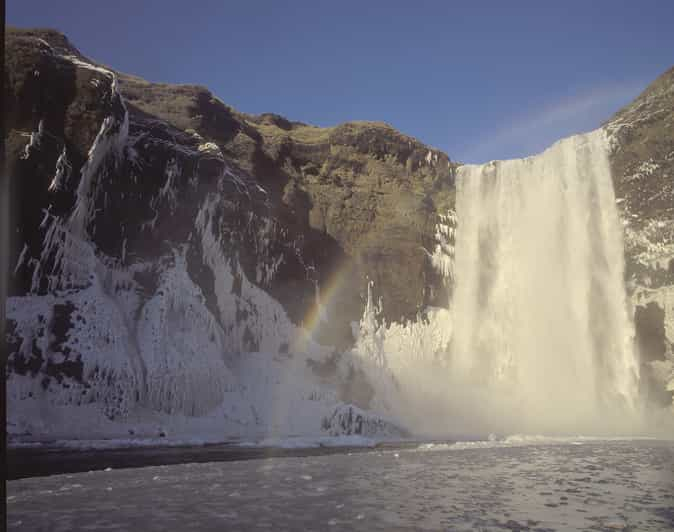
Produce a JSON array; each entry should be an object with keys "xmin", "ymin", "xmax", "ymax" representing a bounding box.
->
[
  {"xmin": 4, "ymin": 27, "xmax": 451, "ymax": 439},
  {"xmin": 605, "ymin": 66, "xmax": 674, "ymax": 406},
  {"xmin": 4, "ymin": 27, "xmax": 673, "ymax": 440},
  {"xmin": 5, "ymin": 27, "xmax": 456, "ymax": 345}
]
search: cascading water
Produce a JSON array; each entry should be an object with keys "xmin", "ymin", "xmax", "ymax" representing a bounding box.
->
[{"xmin": 449, "ymin": 129, "xmax": 640, "ymax": 433}]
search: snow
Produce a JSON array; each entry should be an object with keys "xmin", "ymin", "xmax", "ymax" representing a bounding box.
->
[
  {"xmin": 61, "ymin": 54, "xmax": 116, "ymax": 78},
  {"xmin": 60, "ymin": 52, "xmax": 129, "ymax": 238},
  {"xmin": 349, "ymin": 281, "xmax": 453, "ymax": 427},
  {"xmin": 428, "ymin": 210, "xmax": 456, "ymax": 283},
  {"xmin": 9, "ymin": 46, "xmax": 674, "ymax": 449},
  {"xmin": 14, "ymin": 245, "xmax": 29, "ymax": 275},
  {"xmin": 10, "ymin": 136, "xmax": 379, "ymax": 444},
  {"xmin": 625, "ymin": 217, "xmax": 674, "ymax": 268},
  {"xmin": 69, "ymin": 111, "xmax": 128, "ymax": 237},
  {"xmin": 425, "ymin": 149, "xmax": 439, "ymax": 166},
  {"xmin": 9, "ymin": 143, "xmax": 356, "ymax": 441},
  {"xmin": 626, "ymin": 159, "xmax": 660, "ymax": 182},
  {"xmin": 153, "ymin": 158, "xmax": 180, "ymax": 214},
  {"xmin": 194, "ymin": 194, "xmax": 298, "ymax": 355},
  {"xmin": 197, "ymin": 142, "xmax": 223, "ymax": 157},
  {"xmin": 20, "ymin": 120, "xmax": 43, "ymax": 160},
  {"xmin": 48, "ymin": 148, "xmax": 71, "ymax": 193},
  {"xmin": 344, "ymin": 129, "xmax": 674, "ymax": 437},
  {"xmin": 8, "ymin": 202, "xmax": 376, "ymax": 443},
  {"xmin": 136, "ymin": 249, "xmax": 235, "ymax": 416},
  {"xmin": 6, "ymin": 232, "xmax": 358, "ymax": 442}
]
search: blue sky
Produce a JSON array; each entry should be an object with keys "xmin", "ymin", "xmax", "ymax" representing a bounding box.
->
[{"xmin": 8, "ymin": 1, "xmax": 674, "ymax": 162}]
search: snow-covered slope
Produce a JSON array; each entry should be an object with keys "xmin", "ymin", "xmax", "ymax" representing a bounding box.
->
[
  {"xmin": 605, "ymin": 66, "xmax": 674, "ymax": 409},
  {"xmin": 5, "ymin": 28, "xmax": 673, "ymax": 444},
  {"xmin": 5, "ymin": 29, "xmax": 403, "ymax": 444}
]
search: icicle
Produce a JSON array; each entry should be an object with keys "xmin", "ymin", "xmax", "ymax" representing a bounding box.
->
[
  {"xmin": 48, "ymin": 148, "xmax": 71, "ymax": 192},
  {"xmin": 20, "ymin": 120, "xmax": 44, "ymax": 160}
]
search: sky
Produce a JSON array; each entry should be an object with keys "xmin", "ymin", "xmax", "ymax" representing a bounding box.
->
[{"xmin": 7, "ymin": 1, "xmax": 674, "ymax": 162}]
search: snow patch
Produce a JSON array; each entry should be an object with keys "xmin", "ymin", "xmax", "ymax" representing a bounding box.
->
[
  {"xmin": 20, "ymin": 120, "xmax": 44, "ymax": 160},
  {"xmin": 48, "ymin": 148, "xmax": 72, "ymax": 192},
  {"xmin": 428, "ymin": 210, "xmax": 456, "ymax": 283}
]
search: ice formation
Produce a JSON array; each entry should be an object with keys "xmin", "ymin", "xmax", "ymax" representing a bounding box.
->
[
  {"xmin": 6, "ymin": 49, "xmax": 667, "ymax": 443},
  {"xmin": 429, "ymin": 211, "xmax": 456, "ymax": 283},
  {"xmin": 48, "ymin": 148, "xmax": 71, "ymax": 193},
  {"xmin": 8, "ymin": 51, "xmax": 379, "ymax": 444},
  {"xmin": 69, "ymin": 102, "xmax": 128, "ymax": 237},
  {"xmin": 351, "ymin": 129, "xmax": 649, "ymax": 436}
]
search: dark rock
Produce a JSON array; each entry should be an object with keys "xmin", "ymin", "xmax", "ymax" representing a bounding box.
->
[
  {"xmin": 5, "ymin": 25, "xmax": 674, "ymax": 417},
  {"xmin": 607, "ymin": 66, "xmax": 674, "ymax": 225},
  {"xmin": 321, "ymin": 403, "xmax": 408, "ymax": 438},
  {"xmin": 5, "ymin": 26, "xmax": 460, "ymax": 350},
  {"xmin": 635, "ymin": 302, "xmax": 668, "ymax": 363},
  {"xmin": 605, "ymin": 66, "xmax": 674, "ymax": 407}
]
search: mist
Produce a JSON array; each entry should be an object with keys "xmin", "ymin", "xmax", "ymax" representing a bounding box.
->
[{"xmin": 350, "ymin": 129, "xmax": 672, "ymax": 439}]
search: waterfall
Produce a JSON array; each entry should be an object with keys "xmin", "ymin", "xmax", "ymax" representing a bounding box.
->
[{"xmin": 450, "ymin": 129, "xmax": 640, "ymax": 432}]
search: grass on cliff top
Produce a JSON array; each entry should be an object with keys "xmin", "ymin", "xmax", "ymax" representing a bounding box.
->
[
  {"xmin": 250, "ymin": 121, "xmax": 333, "ymax": 144},
  {"xmin": 247, "ymin": 117, "xmax": 428, "ymax": 149}
]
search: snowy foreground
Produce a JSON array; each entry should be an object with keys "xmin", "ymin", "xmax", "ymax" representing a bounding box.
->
[{"xmin": 7, "ymin": 438, "xmax": 674, "ymax": 531}]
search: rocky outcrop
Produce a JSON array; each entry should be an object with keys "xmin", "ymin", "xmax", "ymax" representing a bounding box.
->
[
  {"xmin": 321, "ymin": 403, "xmax": 408, "ymax": 438},
  {"xmin": 5, "ymin": 27, "xmax": 457, "ymax": 351},
  {"xmin": 4, "ymin": 27, "xmax": 458, "ymax": 438},
  {"xmin": 4, "ymin": 25, "xmax": 673, "ymax": 437},
  {"xmin": 118, "ymin": 74, "xmax": 458, "ymax": 338},
  {"xmin": 605, "ymin": 67, "xmax": 674, "ymax": 406}
]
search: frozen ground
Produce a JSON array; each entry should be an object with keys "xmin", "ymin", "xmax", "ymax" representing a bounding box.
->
[{"xmin": 7, "ymin": 438, "xmax": 674, "ymax": 531}]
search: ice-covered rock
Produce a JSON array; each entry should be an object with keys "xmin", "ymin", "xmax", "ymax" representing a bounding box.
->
[{"xmin": 321, "ymin": 404, "xmax": 407, "ymax": 438}]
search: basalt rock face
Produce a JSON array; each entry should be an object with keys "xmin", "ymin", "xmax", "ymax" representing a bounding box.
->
[
  {"xmin": 4, "ymin": 27, "xmax": 455, "ymax": 437},
  {"xmin": 6, "ymin": 28, "xmax": 311, "ymax": 425},
  {"xmin": 5, "ymin": 26, "xmax": 674, "ymax": 437},
  {"xmin": 119, "ymin": 76, "xmax": 458, "ymax": 335},
  {"xmin": 605, "ymin": 67, "xmax": 674, "ymax": 406},
  {"xmin": 6, "ymin": 28, "xmax": 456, "ymax": 347}
]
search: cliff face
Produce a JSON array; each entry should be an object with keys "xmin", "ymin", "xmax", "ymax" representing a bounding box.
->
[
  {"xmin": 6, "ymin": 28, "xmax": 456, "ymax": 346},
  {"xmin": 6, "ymin": 28, "xmax": 310, "ymax": 430},
  {"xmin": 4, "ymin": 27, "xmax": 673, "ymax": 440},
  {"xmin": 605, "ymin": 67, "xmax": 674, "ymax": 405},
  {"xmin": 118, "ymin": 72, "xmax": 458, "ymax": 335},
  {"xmin": 4, "ymin": 27, "xmax": 450, "ymax": 438}
]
